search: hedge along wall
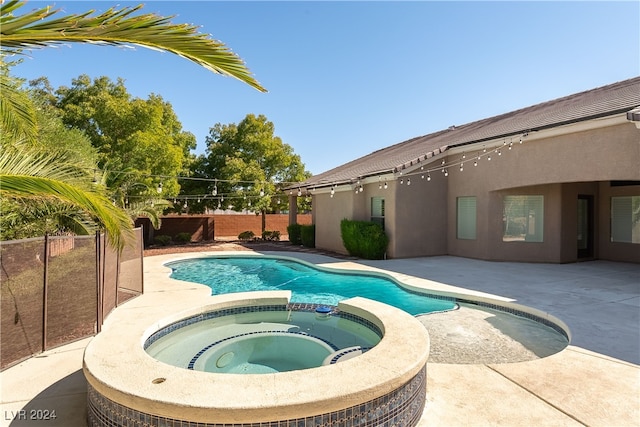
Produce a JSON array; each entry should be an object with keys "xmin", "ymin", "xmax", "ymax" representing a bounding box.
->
[{"xmin": 136, "ymin": 214, "xmax": 312, "ymax": 245}]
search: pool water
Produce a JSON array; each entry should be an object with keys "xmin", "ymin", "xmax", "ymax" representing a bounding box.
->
[
  {"xmin": 145, "ymin": 309, "xmax": 382, "ymax": 374},
  {"xmin": 167, "ymin": 256, "xmax": 455, "ymax": 315}
]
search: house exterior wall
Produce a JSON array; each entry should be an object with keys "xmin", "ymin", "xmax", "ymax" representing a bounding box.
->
[
  {"xmin": 392, "ymin": 173, "xmax": 448, "ymax": 258},
  {"xmin": 313, "ymin": 190, "xmax": 354, "ymax": 255},
  {"xmin": 442, "ymin": 120, "xmax": 640, "ymax": 263},
  {"xmin": 309, "ymin": 118, "xmax": 639, "ymax": 263}
]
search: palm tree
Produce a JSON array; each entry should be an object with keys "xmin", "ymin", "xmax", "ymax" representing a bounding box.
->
[
  {"xmin": 0, "ymin": 0, "xmax": 266, "ymax": 249},
  {"xmin": 0, "ymin": 147, "xmax": 134, "ymax": 250}
]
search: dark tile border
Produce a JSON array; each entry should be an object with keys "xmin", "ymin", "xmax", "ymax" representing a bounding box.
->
[{"xmin": 87, "ymin": 366, "xmax": 427, "ymax": 427}]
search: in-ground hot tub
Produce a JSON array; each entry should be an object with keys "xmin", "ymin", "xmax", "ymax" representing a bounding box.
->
[
  {"xmin": 144, "ymin": 305, "xmax": 382, "ymax": 374},
  {"xmin": 83, "ymin": 291, "xmax": 429, "ymax": 426}
]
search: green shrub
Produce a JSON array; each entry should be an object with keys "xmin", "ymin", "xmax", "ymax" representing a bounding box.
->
[
  {"xmin": 300, "ymin": 224, "xmax": 315, "ymax": 248},
  {"xmin": 340, "ymin": 219, "xmax": 388, "ymax": 259},
  {"xmin": 287, "ymin": 223, "xmax": 302, "ymax": 245},
  {"xmin": 262, "ymin": 230, "xmax": 281, "ymax": 241},
  {"xmin": 154, "ymin": 235, "xmax": 172, "ymax": 246},
  {"xmin": 238, "ymin": 230, "xmax": 255, "ymax": 240},
  {"xmin": 175, "ymin": 232, "xmax": 192, "ymax": 243}
]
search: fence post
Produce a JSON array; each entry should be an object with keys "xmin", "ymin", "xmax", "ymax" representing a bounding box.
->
[
  {"xmin": 115, "ymin": 242, "xmax": 121, "ymax": 308},
  {"xmin": 138, "ymin": 227, "xmax": 144, "ymax": 295},
  {"xmin": 42, "ymin": 234, "xmax": 49, "ymax": 351},
  {"xmin": 95, "ymin": 231, "xmax": 102, "ymax": 334}
]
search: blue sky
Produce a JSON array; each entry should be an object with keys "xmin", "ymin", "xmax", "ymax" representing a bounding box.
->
[{"xmin": 12, "ymin": 1, "xmax": 640, "ymax": 175}]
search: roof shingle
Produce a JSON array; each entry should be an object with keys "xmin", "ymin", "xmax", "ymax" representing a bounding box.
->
[{"xmin": 299, "ymin": 77, "xmax": 640, "ymax": 188}]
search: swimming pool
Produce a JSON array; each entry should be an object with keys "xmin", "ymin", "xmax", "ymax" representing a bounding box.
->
[{"xmin": 167, "ymin": 256, "xmax": 456, "ymax": 315}]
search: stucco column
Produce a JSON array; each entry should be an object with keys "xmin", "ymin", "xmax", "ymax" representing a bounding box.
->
[{"xmin": 288, "ymin": 195, "xmax": 298, "ymax": 225}]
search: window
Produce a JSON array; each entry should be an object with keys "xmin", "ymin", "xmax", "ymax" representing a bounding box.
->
[
  {"xmin": 371, "ymin": 197, "xmax": 385, "ymax": 230},
  {"xmin": 503, "ymin": 195, "xmax": 544, "ymax": 242},
  {"xmin": 611, "ymin": 196, "xmax": 640, "ymax": 243},
  {"xmin": 457, "ymin": 197, "xmax": 476, "ymax": 240}
]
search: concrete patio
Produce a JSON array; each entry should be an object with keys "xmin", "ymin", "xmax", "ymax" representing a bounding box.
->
[{"xmin": 1, "ymin": 252, "xmax": 638, "ymax": 426}]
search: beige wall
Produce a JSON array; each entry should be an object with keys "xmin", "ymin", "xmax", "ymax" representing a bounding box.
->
[
  {"xmin": 313, "ymin": 190, "xmax": 353, "ymax": 254},
  {"xmin": 392, "ymin": 173, "xmax": 448, "ymax": 258}
]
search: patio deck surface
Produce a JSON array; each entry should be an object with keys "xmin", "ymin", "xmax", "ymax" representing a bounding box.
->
[{"xmin": 1, "ymin": 244, "xmax": 638, "ymax": 427}]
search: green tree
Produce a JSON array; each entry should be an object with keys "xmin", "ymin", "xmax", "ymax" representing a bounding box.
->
[
  {"xmin": 0, "ymin": 0, "xmax": 266, "ymax": 248},
  {"xmin": 48, "ymin": 74, "xmax": 195, "ymax": 200},
  {"xmin": 185, "ymin": 114, "xmax": 311, "ymax": 231}
]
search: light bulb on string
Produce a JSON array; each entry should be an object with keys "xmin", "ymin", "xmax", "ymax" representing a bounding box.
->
[
  {"xmin": 407, "ymin": 178, "xmax": 411, "ymax": 186},
  {"xmin": 260, "ymin": 188, "xmax": 265, "ymax": 197},
  {"xmin": 400, "ymin": 178, "xmax": 404, "ymax": 185},
  {"xmin": 297, "ymin": 188, "xmax": 302, "ymax": 197},
  {"xmin": 460, "ymin": 164, "xmax": 464, "ymax": 172},
  {"xmin": 383, "ymin": 181, "xmax": 388, "ymax": 190},
  {"xmin": 474, "ymin": 158, "xmax": 478, "ymax": 167},
  {"xmin": 427, "ymin": 173, "xmax": 431, "ymax": 181},
  {"xmin": 359, "ymin": 185, "xmax": 363, "ymax": 193},
  {"xmin": 156, "ymin": 182, "xmax": 163, "ymax": 194},
  {"xmin": 444, "ymin": 169, "xmax": 449, "ymax": 177}
]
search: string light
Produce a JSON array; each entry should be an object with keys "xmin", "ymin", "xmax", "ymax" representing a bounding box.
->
[{"xmin": 318, "ymin": 131, "xmax": 529, "ymax": 197}]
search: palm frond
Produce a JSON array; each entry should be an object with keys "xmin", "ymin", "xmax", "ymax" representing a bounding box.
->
[
  {"xmin": 0, "ymin": 148, "xmax": 133, "ymax": 250},
  {"xmin": 0, "ymin": 0, "xmax": 266, "ymax": 92},
  {"xmin": 127, "ymin": 199, "xmax": 171, "ymax": 229},
  {"xmin": 0, "ymin": 68, "xmax": 37, "ymax": 142}
]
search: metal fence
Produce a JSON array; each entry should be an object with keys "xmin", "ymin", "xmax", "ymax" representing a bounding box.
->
[{"xmin": 0, "ymin": 228, "xmax": 143, "ymax": 370}]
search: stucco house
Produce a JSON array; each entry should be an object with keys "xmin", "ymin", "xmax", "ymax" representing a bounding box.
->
[{"xmin": 288, "ymin": 77, "xmax": 640, "ymax": 263}]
